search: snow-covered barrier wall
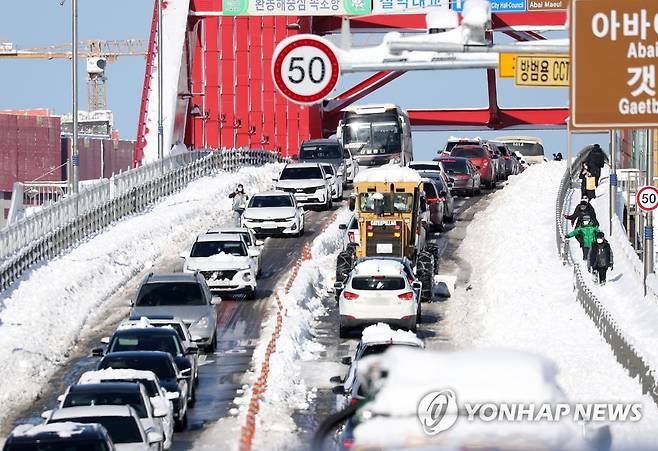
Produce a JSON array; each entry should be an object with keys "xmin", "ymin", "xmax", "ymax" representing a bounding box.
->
[
  {"xmin": 555, "ymin": 151, "xmax": 658, "ymax": 407},
  {"xmin": 0, "ymin": 149, "xmax": 286, "ymax": 293}
]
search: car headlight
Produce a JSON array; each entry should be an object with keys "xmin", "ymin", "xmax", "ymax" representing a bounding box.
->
[{"xmin": 193, "ymin": 317, "xmax": 209, "ymax": 329}]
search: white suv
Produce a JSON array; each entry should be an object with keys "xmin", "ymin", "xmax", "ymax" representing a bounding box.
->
[
  {"xmin": 182, "ymin": 233, "xmax": 258, "ymax": 299},
  {"xmin": 335, "ymin": 259, "xmax": 421, "ymax": 338},
  {"xmin": 241, "ymin": 191, "xmax": 305, "ymax": 237},
  {"xmin": 275, "ymin": 162, "xmax": 332, "ymax": 210},
  {"xmin": 206, "ymin": 227, "xmax": 264, "ymax": 277}
]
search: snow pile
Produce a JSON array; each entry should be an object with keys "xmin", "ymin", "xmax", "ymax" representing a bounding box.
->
[
  {"xmin": 353, "ymin": 259, "xmax": 405, "ymax": 277},
  {"xmin": 0, "ymin": 164, "xmax": 281, "ymax": 430},
  {"xmin": 78, "ymin": 368, "xmax": 160, "ymax": 385},
  {"xmin": 444, "ymin": 161, "xmax": 658, "ymax": 447},
  {"xmin": 242, "ymin": 209, "xmax": 351, "ymax": 450},
  {"xmin": 361, "ymin": 323, "xmax": 424, "ymax": 347},
  {"xmin": 353, "ymin": 165, "xmax": 421, "ymax": 184},
  {"xmin": 9, "ymin": 422, "xmax": 88, "ymax": 438}
]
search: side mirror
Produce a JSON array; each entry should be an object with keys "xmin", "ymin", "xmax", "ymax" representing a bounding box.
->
[
  {"xmin": 329, "ymin": 375, "xmax": 343, "ymax": 384},
  {"xmin": 100, "ymin": 337, "xmax": 110, "ymax": 344},
  {"xmin": 165, "ymin": 391, "xmax": 180, "ymax": 401},
  {"xmin": 41, "ymin": 410, "xmax": 53, "ymax": 420},
  {"xmin": 147, "ymin": 431, "xmax": 164, "ymax": 445},
  {"xmin": 186, "ymin": 345, "xmax": 199, "ymax": 355},
  {"xmin": 179, "ymin": 252, "xmax": 187, "ymax": 259},
  {"xmin": 91, "ymin": 347, "xmax": 105, "ymax": 357},
  {"xmin": 248, "ymin": 249, "xmax": 260, "ymax": 258},
  {"xmin": 334, "ymin": 282, "xmax": 345, "ymax": 291},
  {"xmin": 178, "ymin": 368, "xmax": 192, "ymax": 380},
  {"xmin": 332, "ymin": 385, "xmax": 346, "ymax": 395},
  {"xmin": 255, "ymin": 239, "xmax": 265, "ymax": 246},
  {"xmin": 341, "ymin": 356, "xmax": 352, "ymax": 366},
  {"xmin": 211, "ymin": 298, "xmax": 222, "ymax": 305},
  {"xmin": 57, "ymin": 394, "xmax": 65, "ymax": 403},
  {"xmin": 412, "ymin": 281, "xmax": 422, "ymax": 291},
  {"xmin": 338, "ymin": 224, "xmax": 347, "ymax": 230},
  {"xmin": 127, "ymin": 299, "xmax": 134, "ymax": 307}
]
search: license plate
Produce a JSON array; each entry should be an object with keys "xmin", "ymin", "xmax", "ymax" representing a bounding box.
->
[
  {"xmin": 371, "ymin": 220, "xmax": 397, "ymax": 226},
  {"xmin": 376, "ymin": 243, "xmax": 393, "ymax": 254},
  {"xmin": 261, "ymin": 224, "xmax": 277, "ymax": 229}
]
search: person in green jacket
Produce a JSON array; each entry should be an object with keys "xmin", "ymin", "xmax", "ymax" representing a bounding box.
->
[{"xmin": 566, "ymin": 215, "xmax": 600, "ymax": 261}]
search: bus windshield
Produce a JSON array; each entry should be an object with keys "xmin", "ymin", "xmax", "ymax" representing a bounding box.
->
[
  {"xmin": 358, "ymin": 193, "xmax": 413, "ymax": 213},
  {"xmin": 343, "ymin": 114, "xmax": 401, "ymax": 155},
  {"xmin": 503, "ymin": 141, "xmax": 545, "ymax": 157}
]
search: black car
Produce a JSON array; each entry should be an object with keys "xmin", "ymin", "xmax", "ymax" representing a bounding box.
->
[
  {"xmin": 97, "ymin": 351, "xmax": 190, "ymax": 431},
  {"xmin": 435, "ymin": 157, "xmax": 481, "ymax": 196},
  {"xmin": 94, "ymin": 327, "xmax": 198, "ymax": 403},
  {"xmin": 418, "ymin": 170, "xmax": 455, "ymax": 223},
  {"xmin": 3, "ymin": 422, "xmax": 115, "ymax": 451}
]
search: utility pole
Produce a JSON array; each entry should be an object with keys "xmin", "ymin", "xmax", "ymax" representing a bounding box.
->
[
  {"xmin": 644, "ymin": 129, "xmax": 654, "ymax": 296},
  {"xmin": 609, "ymin": 130, "xmax": 617, "ymax": 236},
  {"xmin": 71, "ymin": 0, "xmax": 79, "ymax": 194},
  {"xmin": 157, "ymin": 0, "xmax": 164, "ymax": 160}
]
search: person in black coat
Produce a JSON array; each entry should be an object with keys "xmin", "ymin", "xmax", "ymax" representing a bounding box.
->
[
  {"xmin": 580, "ymin": 163, "xmax": 596, "ymax": 200},
  {"xmin": 565, "ymin": 199, "xmax": 598, "ymax": 227},
  {"xmin": 586, "ymin": 144, "xmax": 606, "ymax": 186},
  {"xmin": 588, "ymin": 231, "xmax": 614, "ymax": 285}
]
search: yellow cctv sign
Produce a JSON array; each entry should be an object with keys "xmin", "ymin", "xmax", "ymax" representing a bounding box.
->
[{"xmin": 514, "ymin": 55, "xmax": 570, "ymax": 87}]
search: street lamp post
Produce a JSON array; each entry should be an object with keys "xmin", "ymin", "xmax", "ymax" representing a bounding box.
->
[
  {"xmin": 157, "ymin": 0, "xmax": 164, "ymax": 161},
  {"xmin": 71, "ymin": 0, "xmax": 79, "ymax": 195}
]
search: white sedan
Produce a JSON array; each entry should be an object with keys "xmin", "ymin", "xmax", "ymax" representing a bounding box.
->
[
  {"xmin": 241, "ymin": 191, "xmax": 305, "ymax": 237},
  {"xmin": 335, "ymin": 259, "xmax": 422, "ymax": 338}
]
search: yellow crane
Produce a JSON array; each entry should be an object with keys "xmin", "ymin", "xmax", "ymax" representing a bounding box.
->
[{"xmin": 0, "ymin": 39, "xmax": 147, "ymax": 111}]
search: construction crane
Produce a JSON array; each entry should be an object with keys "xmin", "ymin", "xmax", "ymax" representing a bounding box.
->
[{"xmin": 0, "ymin": 39, "xmax": 147, "ymax": 111}]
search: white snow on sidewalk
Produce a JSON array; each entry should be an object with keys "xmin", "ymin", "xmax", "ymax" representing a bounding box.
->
[
  {"xmin": 0, "ymin": 164, "xmax": 281, "ymax": 430},
  {"xmin": 445, "ymin": 161, "xmax": 658, "ymax": 449}
]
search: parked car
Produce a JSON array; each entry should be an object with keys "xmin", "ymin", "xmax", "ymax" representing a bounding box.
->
[
  {"xmin": 3, "ymin": 422, "xmax": 116, "ymax": 451},
  {"xmin": 44, "ymin": 405, "xmax": 163, "ymax": 451},
  {"xmin": 94, "ymin": 323, "xmax": 198, "ymax": 404},
  {"xmin": 407, "ymin": 160, "xmax": 454, "ymax": 190},
  {"xmin": 444, "ymin": 136, "xmax": 484, "ymax": 154},
  {"xmin": 339, "ymin": 215, "xmax": 360, "ymax": 252},
  {"xmin": 420, "ymin": 178, "xmax": 445, "ymax": 232},
  {"xmin": 205, "ymin": 227, "xmax": 264, "ymax": 277},
  {"xmin": 181, "ymin": 233, "xmax": 258, "ymax": 299},
  {"xmin": 321, "ymin": 162, "xmax": 344, "ymax": 201},
  {"xmin": 130, "ymin": 273, "xmax": 219, "ymax": 352},
  {"xmin": 298, "ymin": 138, "xmax": 356, "ymax": 185},
  {"xmin": 50, "ymin": 383, "xmax": 164, "ymax": 448},
  {"xmin": 97, "ymin": 351, "xmax": 190, "ymax": 431},
  {"xmin": 274, "ymin": 162, "xmax": 332, "ymax": 210},
  {"xmin": 426, "ymin": 172, "xmax": 454, "ymax": 224},
  {"xmin": 241, "ymin": 191, "xmax": 305, "ymax": 237},
  {"xmin": 450, "ymin": 145, "xmax": 497, "ymax": 188},
  {"xmin": 485, "ymin": 141, "xmax": 506, "ymax": 181},
  {"xmin": 434, "ymin": 156, "xmax": 481, "ymax": 196},
  {"xmin": 78, "ymin": 368, "xmax": 176, "ymax": 450},
  {"xmin": 488, "ymin": 140, "xmax": 520, "ymax": 177},
  {"xmin": 496, "ymin": 135, "xmax": 547, "ymax": 165},
  {"xmin": 335, "ymin": 259, "xmax": 422, "ymax": 337},
  {"xmin": 125, "ymin": 315, "xmax": 199, "ymax": 383}
]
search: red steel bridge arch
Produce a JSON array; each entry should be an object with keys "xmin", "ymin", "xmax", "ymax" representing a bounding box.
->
[{"xmin": 135, "ymin": 1, "xmax": 568, "ymax": 162}]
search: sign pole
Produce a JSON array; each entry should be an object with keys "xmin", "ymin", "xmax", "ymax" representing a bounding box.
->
[
  {"xmin": 609, "ymin": 130, "xmax": 617, "ymax": 236},
  {"xmin": 645, "ymin": 129, "xmax": 655, "ymax": 296},
  {"xmin": 71, "ymin": 0, "xmax": 79, "ymax": 196},
  {"xmin": 566, "ymin": 121, "xmax": 572, "ymax": 169}
]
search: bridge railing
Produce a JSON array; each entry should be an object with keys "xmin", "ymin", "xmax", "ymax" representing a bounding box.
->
[
  {"xmin": 555, "ymin": 148, "xmax": 658, "ymax": 406},
  {"xmin": 0, "ymin": 148, "xmax": 286, "ymax": 293}
]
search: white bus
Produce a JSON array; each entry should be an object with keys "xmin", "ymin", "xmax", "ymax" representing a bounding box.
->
[{"xmin": 336, "ymin": 104, "xmax": 413, "ymax": 167}]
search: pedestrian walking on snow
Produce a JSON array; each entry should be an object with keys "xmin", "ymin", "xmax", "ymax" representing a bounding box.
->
[
  {"xmin": 588, "ymin": 232, "xmax": 613, "ymax": 285},
  {"xmin": 566, "ymin": 217, "xmax": 600, "ymax": 261},
  {"xmin": 586, "ymin": 144, "xmax": 606, "ymax": 187},
  {"xmin": 579, "ymin": 163, "xmax": 596, "ymax": 200},
  {"xmin": 565, "ymin": 198, "xmax": 598, "ymax": 227},
  {"xmin": 228, "ymin": 184, "xmax": 249, "ymax": 226}
]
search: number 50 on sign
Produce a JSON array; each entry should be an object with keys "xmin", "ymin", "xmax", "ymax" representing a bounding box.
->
[{"xmin": 637, "ymin": 185, "xmax": 658, "ymax": 212}]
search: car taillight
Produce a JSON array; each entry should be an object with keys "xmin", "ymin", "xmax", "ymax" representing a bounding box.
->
[
  {"xmin": 343, "ymin": 291, "xmax": 359, "ymax": 300},
  {"xmin": 342, "ymin": 438, "xmax": 354, "ymax": 449},
  {"xmin": 398, "ymin": 291, "xmax": 414, "ymax": 300},
  {"xmin": 426, "ymin": 196, "xmax": 438, "ymax": 204},
  {"xmin": 438, "ymin": 197, "xmax": 446, "ymax": 202},
  {"xmin": 350, "ymin": 397, "xmax": 359, "ymax": 406},
  {"xmin": 504, "ymin": 155, "xmax": 510, "ymax": 160},
  {"xmin": 347, "ymin": 231, "xmax": 355, "ymax": 243}
]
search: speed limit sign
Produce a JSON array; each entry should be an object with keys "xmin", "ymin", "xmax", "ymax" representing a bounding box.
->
[
  {"xmin": 272, "ymin": 35, "xmax": 340, "ymax": 105},
  {"xmin": 636, "ymin": 185, "xmax": 658, "ymax": 212}
]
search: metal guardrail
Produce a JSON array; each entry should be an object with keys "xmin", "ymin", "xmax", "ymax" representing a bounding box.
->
[
  {"xmin": 556, "ymin": 148, "xmax": 658, "ymax": 406},
  {"xmin": 0, "ymin": 148, "xmax": 286, "ymax": 293}
]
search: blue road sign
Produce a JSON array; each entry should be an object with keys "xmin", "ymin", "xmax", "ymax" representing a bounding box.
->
[{"xmin": 452, "ymin": 0, "xmax": 526, "ymax": 13}]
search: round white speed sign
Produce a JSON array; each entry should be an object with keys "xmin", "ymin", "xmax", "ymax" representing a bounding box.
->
[
  {"xmin": 637, "ymin": 185, "xmax": 658, "ymax": 212},
  {"xmin": 272, "ymin": 35, "xmax": 340, "ymax": 105}
]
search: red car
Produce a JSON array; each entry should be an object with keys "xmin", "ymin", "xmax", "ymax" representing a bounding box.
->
[{"xmin": 450, "ymin": 145, "xmax": 497, "ymax": 189}]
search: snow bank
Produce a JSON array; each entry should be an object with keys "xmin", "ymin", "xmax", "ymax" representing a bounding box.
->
[
  {"xmin": 361, "ymin": 323, "xmax": 424, "ymax": 346},
  {"xmin": 0, "ymin": 164, "xmax": 281, "ymax": 430},
  {"xmin": 353, "ymin": 165, "xmax": 421, "ymax": 184},
  {"xmin": 444, "ymin": 161, "xmax": 658, "ymax": 447}
]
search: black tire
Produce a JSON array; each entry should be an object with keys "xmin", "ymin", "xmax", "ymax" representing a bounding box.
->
[
  {"xmin": 446, "ymin": 212, "xmax": 455, "ymax": 223},
  {"xmin": 188, "ymin": 385, "xmax": 196, "ymax": 407},
  {"xmin": 416, "ymin": 304, "xmax": 422, "ymax": 324},
  {"xmin": 424, "ymin": 243, "xmax": 440, "ymax": 275},
  {"xmin": 336, "ymin": 250, "xmax": 355, "ymax": 283},
  {"xmin": 339, "ymin": 324, "xmax": 349, "ymax": 339},
  {"xmin": 205, "ymin": 333, "xmax": 217, "ymax": 353},
  {"xmin": 175, "ymin": 412, "xmax": 188, "ymax": 432},
  {"xmin": 437, "ymin": 221, "xmax": 445, "ymax": 233},
  {"xmin": 416, "ymin": 251, "xmax": 435, "ymax": 302},
  {"xmin": 246, "ymin": 287, "xmax": 256, "ymax": 300}
]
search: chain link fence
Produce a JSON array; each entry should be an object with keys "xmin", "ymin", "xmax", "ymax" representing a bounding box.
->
[
  {"xmin": 556, "ymin": 148, "xmax": 658, "ymax": 405},
  {"xmin": 0, "ymin": 148, "xmax": 286, "ymax": 293}
]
